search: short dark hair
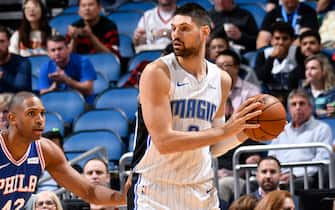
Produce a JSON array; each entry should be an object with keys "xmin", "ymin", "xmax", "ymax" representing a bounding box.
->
[
  {"xmin": 174, "ymin": 3, "xmax": 212, "ymax": 27},
  {"xmin": 47, "ymin": 34, "xmax": 67, "ymax": 44},
  {"xmin": 258, "ymin": 156, "xmax": 281, "ymax": 169},
  {"xmin": 208, "ymin": 27, "xmax": 228, "ymax": 45},
  {"xmin": 8, "ymin": 91, "xmax": 38, "ymax": 112},
  {"xmin": 217, "ymin": 49, "xmax": 241, "ymax": 65},
  {"xmin": 299, "ymin": 30, "xmax": 321, "ymax": 44},
  {"xmin": 271, "ymin": 22, "xmax": 294, "ymax": 38},
  {"xmin": 78, "ymin": 0, "xmax": 100, "ymax": 5},
  {"xmin": 0, "ymin": 25, "xmax": 11, "ymax": 40}
]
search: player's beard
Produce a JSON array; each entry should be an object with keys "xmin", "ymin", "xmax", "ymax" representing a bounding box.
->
[{"xmin": 173, "ymin": 42, "xmax": 201, "ymax": 58}]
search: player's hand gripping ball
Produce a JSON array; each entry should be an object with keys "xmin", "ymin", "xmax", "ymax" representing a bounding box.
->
[{"xmin": 244, "ymin": 94, "xmax": 287, "ymax": 141}]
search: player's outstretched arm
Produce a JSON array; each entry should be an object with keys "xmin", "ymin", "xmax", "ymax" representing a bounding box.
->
[
  {"xmin": 210, "ymin": 71, "xmax": 261, "ymax": 157},
  {"xmin": 139, "ymin": 61, "xmax": 262, "ymax": 154},
  {"xmin": 41, "ymin": 139, "xmax": 126, "ymax": 206}
]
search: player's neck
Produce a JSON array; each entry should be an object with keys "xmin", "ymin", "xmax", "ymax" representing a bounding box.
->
[
  {"xmin": 5, "ymin": 129, "xmax": 32, "ymax": 160},
  {"xmin": 177, "ymin": 55, "xmax": 207, "ymax": 81}
]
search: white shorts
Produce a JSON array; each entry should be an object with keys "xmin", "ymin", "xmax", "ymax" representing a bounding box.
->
[{"xmin": 131, "ymin": 175, "xmax": 220, "ymax": 210}]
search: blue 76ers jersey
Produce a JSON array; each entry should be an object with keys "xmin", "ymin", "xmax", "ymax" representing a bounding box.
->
[{"xmin": 0, "ymin": 135, "xmax": 44, "ymax": 210}]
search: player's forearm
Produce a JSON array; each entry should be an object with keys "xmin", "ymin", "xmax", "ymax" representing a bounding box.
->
[{"xmin": 81, "ymin": 185, "xmax": 126, "ymax": 206}]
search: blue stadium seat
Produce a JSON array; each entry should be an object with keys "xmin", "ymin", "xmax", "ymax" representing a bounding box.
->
[
  {"xmin": 63, "ymin": 130, "xmax": 126, "ymax": 169},
  {"xmin": 116, "ymin": 72, "xmax": 132, "ymax": 88},
  {"xmin": 116, "ymin": 1, "xmax": 156, "ymax": 12},
  {"xmin": 49, "ymin": 14, "xmax": 81, "ymax": 36},
  {"xmin": 73, "ymin": 108, "xmax": 129, "ymax": 138},
  {"xmin": 93, "ymin": 72, "xmax": 109, "ymax": 95},
  {"xmin": 40, "ymin": 90, "xmax": 86, "ymax": 124},
  {"xmin": 119, "ymin": 34, "xmax": 135, "ymax": 58},
  {"xmin": 95, "ymin": 88, "xmax": 139, "ymax": 122},
  {"xmin": 61, "ymin": 6, "xmax": 78, "ymax": 14},
  {"xmin": 107, "ymin": 11, "xmax": 142, "ymax": 38},
  {"xmin": 32, "ymin": 74, "xmax": 39, "ymax": 93},
  {"xmin": 84, "ymin": 53, "xmax": 121, "ymax": 84},
  {"xmin": 128, "ymin": 50, "xmax": 161, "ymax": 72},
  {"xmin": 243, "ymin": 50, "xmax": 258, "ymax": 69},
  {"xmin": 235, "ymin": 0, "xmax": 267, "ymax": 6},
  {"xmin": 239, "ymin": 3, "xmax": 266, "ymax": 29},
  {"xmin": 176, "ymin": 0, "xmax": 213, "ymax": 10},
  {"xmin": 44, "ymin": 112, "xmax": 65, "ymax": 136},
  {"xmin": 28, "ymin": 55, "xmax": 50, "ymax": 77}
]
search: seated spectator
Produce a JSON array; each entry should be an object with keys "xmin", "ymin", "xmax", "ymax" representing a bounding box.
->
[
  {"xmin": 255, "ymin": 22, "xmax": 302, "ymax": 102},
  {"xmin": 214, "ymin": 49, "xmax": 263, "ymax": 204},
  {"xmin": 269, "ymin": 89, "xmax": 333, "ymax": 189},
  {"xmin": 0, "ymin": 25, "xmax": 32, "ymax": 93},
  {"xmin": 206, "ymin": 28, "xmax": 229, "ymax": 62},
  {"xmin": 319, "ymin": 10, "xmax": 335, "ymax": 48},
  {"xmin": 257, "ymin": 0, "xmax": 319, "ymax": 49},
  {"xmin": 296, "ymin": 30, "xmax": 322, "ymax": 66},
  {"xmin": 216, "ymin": 49, "xmax": 260, "ymax": 111},
  {"xmin": 9, "ymin": 0, "xmax": 52, "ymax": 57},
  {"xmin": 67, "ymin": 0, "xmax": 119, "ymax": 56},
  {"xmin": 33, "ymin": 191, "xmax": 63, "ymax": 210},
  {"xmin": 302, "ymin": 54, "xmax": 335, "ymax": 118},
  {"xmin": 39, "ymin": 35, "xmax": 97, "ymax": 104},
  {"xmin": 209, "ymin": 0, "xmax": 258, "ymax": 53},
  {"xmin": 133, "ymin": 0, "xmax": 176, "ymax": 51},
  {"xmin": 228, "ymin": 195, "xmax": 258, "ymax": 210},
  {"xmin": 254, "ymin": 190, "xmax": 295, "ymax": 210},
  {"xmin": 251, "ymin": 156, "xmax": 300, "ymax": 209},
  {"xmin": 0, "ymin": 93, "xmax": 13, "ymax": 129},
  {"xmin": 83, "ymin": 158, "xmax": 114, "ymax": 210}
]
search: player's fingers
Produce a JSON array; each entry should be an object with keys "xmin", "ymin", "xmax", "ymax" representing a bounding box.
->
[
  {"xmin": 236, "ymin": 97, "xmax": 261, "ymax": 112},
  {"xmin": 237, "ymin": 102, "xmax": 262, "ymax": 118},
  {"xmin": 242, "ymin": 109, "xmax": 262, "ymax": 121},
  {"xmin": 243, "ymin": 123, "xmax": 261, "ymax": 129}
]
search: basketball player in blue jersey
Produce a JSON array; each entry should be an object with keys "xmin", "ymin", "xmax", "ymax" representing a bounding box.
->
[
  {"xmin": 0, "ymin": 91, "xmax": 129, "ymax": 209},
  {"xmin": 127, "ymin": 3, "xmax": 263, "ymax": 210}
]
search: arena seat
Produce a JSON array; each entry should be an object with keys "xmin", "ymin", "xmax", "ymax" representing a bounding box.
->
[
  {"xmin": 95, "ymin": 87, "xmax": 139, "ymax": 122},
  {"xmin": 73, "ymin": 108, "xmax": 129, "ymax": 138},
  {"xmin": 107, "ymin": 11, "xmax": 142, "ymax": 38},
  {"xmin": 63, "ymin": 129, "xmax": 126, "ymax": 169},
  {"xmin": 45, "ymin": 112, "xmax": 65, "ymax": 136},
  {"xmin": 40, "ymin": 90, "xmax": 85, "ymax": 124}
]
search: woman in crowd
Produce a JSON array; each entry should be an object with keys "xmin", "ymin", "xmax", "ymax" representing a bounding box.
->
[
  {"xmin": 229, "ymin": 195, "xmax": 258, "ymax": 210},
  {"xmin": 9, "ymin": 0, "xmax": 52, "ymax": 57},
  {"xmin": 33, "ymin": 191, "xmax": 63, "ymax": 210},
  {"xmin": 254, "ymin": 190, "xmax": 295, "ymax": 210},
  {"xmin": 302, "ymin": 53, "xmax": 335, "ymax": 118}
]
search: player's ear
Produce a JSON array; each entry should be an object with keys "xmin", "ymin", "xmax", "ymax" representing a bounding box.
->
[
  {"xmin": 201, "ymin": 25, "xmax": 210, "ymax": 37},
  {"xmin": 7, "ymin": 112, "xmax": 16, "ymax": 125}
]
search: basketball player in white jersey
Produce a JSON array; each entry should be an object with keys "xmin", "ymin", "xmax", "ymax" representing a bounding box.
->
[{"xmin": 127, "ymin": 3, "xmax": 262, "ymax": 210}]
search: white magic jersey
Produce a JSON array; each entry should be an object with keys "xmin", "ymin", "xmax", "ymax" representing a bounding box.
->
[{"xmin": 134, "ymin": 53, "xmax": 222, "ymax": 184}]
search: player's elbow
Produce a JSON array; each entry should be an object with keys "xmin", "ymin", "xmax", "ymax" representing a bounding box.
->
[
  {"xmin": 155, "ymin": 141, "xmax": 171, "ymax": 154},
  {"xmin": 152, "ymin": 137, "xmax": 174, "ymax": 154}
]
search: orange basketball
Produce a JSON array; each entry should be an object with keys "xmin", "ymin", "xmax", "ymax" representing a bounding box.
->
[{"xmin": 244, "ymin": 94, "xmax": 287, "ymax": 142}]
